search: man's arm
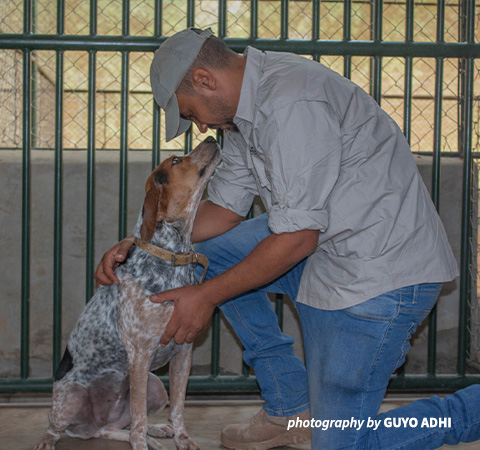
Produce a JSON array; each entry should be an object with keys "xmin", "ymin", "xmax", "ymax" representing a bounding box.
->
[
  {"xmin": 191, "ymin": 200, "xmax": 243, "ymax": 243},
  {"xmin": 94, "ymin": 200, "xmax": 242, "ymax": 286},
  {"xmin": 151, "ymin": 227, "xmax": 319, "ymax": 344}
]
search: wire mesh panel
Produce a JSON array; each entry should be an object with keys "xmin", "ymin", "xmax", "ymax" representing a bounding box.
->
[{"xmin": 1, "ymin": 0, "xmax": 480, "ymax": 394}]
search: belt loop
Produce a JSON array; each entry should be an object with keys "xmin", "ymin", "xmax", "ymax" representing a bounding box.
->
[{"xmin": 412, "ymin": 284, "xmax": 418, "ymax": 304}]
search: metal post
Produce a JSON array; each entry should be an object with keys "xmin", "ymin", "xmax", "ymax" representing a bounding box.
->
[
  {"xmin": 53, "ymin": 0, "xmax": 65, "ymax": 372},
  {"xmin": 458, "ymin": 0, "xmax": 475, "ymax": 377},
  {"xmin": 119, "ymin": 0, "xmax": 130, "ymax": 241},
  {"xmin": 86, "ymin": 0, "xmax": 97, "ymax": 301},
  {"xmin": 343, "ymin": 0, "xmax": 352, "ymax": 79},
  {"xmin": 21, "ymin": 0, "xmax": 32, "ymax": 380},
  {"xmin": 403, "ymin": 0, "xmax": 414, "ymax": 144},
  {"xmin": 152, "ymin": 0, "xmax": 161, "ymax": 170},
  {"xmin": 372, "ymin": 0, "xmax": 383, "ymax": 105}
]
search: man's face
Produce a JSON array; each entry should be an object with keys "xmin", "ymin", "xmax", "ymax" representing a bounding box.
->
[{"xmin": 177, "ymin": 92, "xmax": 239, "ymax": 134}]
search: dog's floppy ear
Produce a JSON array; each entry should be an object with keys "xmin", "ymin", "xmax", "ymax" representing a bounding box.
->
[
  {"xmin": 140, "ymin": 168, "xmax": 168, "ymax": 241},
  {"xmin": 140, "ymin": 186, "xmax": 160, "ymax": 242}
]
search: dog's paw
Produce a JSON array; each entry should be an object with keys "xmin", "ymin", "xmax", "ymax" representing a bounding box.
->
[
  {"xmin": 146, "ymin": 435, "xmax": 166, "ymax": 450},
  {"xmin": 147, "ymin": 423, "xmax": 174, "ymax": 438},
  {"xmin": 33, "ymin": 440, "xmax": 56, "ymax": 450},
  {"xmin": 174, "ymin": 435, "xmax": 200, "ymax": 450},
  {"xmin": 33, "ymin": 433, "xmax": 60, "ymax": 450}
]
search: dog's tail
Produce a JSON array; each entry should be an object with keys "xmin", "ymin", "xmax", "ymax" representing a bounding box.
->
[{"xmin": 54, "ymin": 347, "xmax": 74, "ymax": 381}]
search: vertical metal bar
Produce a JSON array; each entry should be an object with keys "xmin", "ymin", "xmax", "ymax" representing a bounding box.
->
[
  {"xmin": 343, "ymin": 0, "xmax": 352, "ymax": 78},
  {"xmin": 372, "ymin": 0, "xmax": 383, "ymax": 105},
  {"xmin": 280, "ymin": 0, "xmax": 288, "ymax": 40},
  {"xmin": 154, "ymin": 0, "xmax": 162, "ymax": 37},
  {"xmin": 119, "ymin": 52, "xmax": 129, "ymax": 240},
  {"xmin": 52, "ymin": 0, "xmax": 65, "ymax": 374},
  {"xmin": 372, "ymin": 56, "xmax": 382, "ymax": 105},
  {"xmin": 312, "ymin": 0, "xmax": 320, "ymax": 62},
  {"xmin": 458, "ymin": 0, "xmax": 475, "ymax": 377},
  {"xmin": 432, "ymin": 0, "xmax": 445, "ymax": 208},
  {"xmin": 275, "ymin": 294, "xmax": 284, "ymax": 331},
  {"xmin": 403, "ymin": 0, "xmax": 413, "ymax": 143},
  {"xmin": 21, "ymin": 50, "xmax": 31, "ymax": 380},
  {"xmin": 187, "ymin": 0, "xmax": 195, "ymax": 28},
  {"xmin": 218, "ymin": 0, "xmax": 226, "ymax": 38},
  {"xmin": 458, "ymin": 1, "xmax": 466, "ymax": 159},
  {"xmin": 21, "ymin": 0, "xmax": 32, "ymax": 380},
  {"xmin": 86, "ymin": 0, "xmax": 97, "ymax": 302},
  {"xmin": 31, "ymin": 0, "xmax": 37, "ymax": 149},
  {"xmin": 210, "ymin": 310, "xmax": 221, "ymax": 377},
  {"xmin": 250, "ymin": 0, "xmax": 258, "ymax": 40},
  {"xmin": 183, "ymin": 0, "xmax": 195, "ymax": 155},
  {"xmin": 90, "ymin": 0, "xmax": 98, "ymax": 35},
  {"xmin": 184, "ymin": 127, "xmax": 192, "ymax": 154},
  {"xmin": 119, "ymin": 0, "xmax": 129, "ymax": 241},
  {"xmin": 152, "ymin": 0, "xmax": 161, "ymax": 169},
  {"xmin": 152, "ymin": 106, "xmax": 161, "ymax": 170}
]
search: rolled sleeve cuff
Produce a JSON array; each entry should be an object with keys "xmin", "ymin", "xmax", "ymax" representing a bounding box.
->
[{"xmin": 268, "ymin": 206, "xmax": 329, "ymax": 234}]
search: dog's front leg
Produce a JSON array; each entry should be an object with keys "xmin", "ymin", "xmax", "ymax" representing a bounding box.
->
[
  {"xmin": 125, "ymin": 343, "xmax": 158, "ymax": 450},
  {"xmin": 169, "ymin": 343, "xmax": 200, "ymax": 450}
]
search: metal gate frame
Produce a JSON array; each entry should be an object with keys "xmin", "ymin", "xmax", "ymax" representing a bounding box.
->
[{"xmin": 1, "ymin": 0, "xmax": 480, "ymax": 395}]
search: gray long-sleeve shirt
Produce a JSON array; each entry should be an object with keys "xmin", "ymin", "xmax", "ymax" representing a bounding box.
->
[{"xmin": 207, "ymin": 46, "xmax": 458, "ymax": 310}]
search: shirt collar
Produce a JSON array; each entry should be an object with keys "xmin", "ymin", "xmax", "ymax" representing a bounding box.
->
[{"xmin": 234, "ymin": 46, "xmax": 264, "ymax": 126}]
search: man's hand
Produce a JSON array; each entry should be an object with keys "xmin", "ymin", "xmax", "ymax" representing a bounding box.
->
[
  {"xmin": 94, "ymin": 235, "xmax": 135, "ymax": 286},
  {"xmin": 150, "ymin": 285, "xmax": 216, "ymax": 345}
]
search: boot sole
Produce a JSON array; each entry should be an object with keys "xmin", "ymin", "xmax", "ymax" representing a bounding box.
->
[{"xmin": 220, "ymin": 431, "xmax": 311, "ymax": 450}]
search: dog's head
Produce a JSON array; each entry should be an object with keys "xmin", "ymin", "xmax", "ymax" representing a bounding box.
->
[{"xmin": 140, "ymin": 136, "xmax": 221, "ymax": 241}]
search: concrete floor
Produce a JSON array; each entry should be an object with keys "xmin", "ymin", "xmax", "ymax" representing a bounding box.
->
[{"xmin": 1, "ymin": 397, "xmax": 479, "ymax": 450}]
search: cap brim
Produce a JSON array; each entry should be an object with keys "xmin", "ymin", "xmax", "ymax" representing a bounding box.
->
[{"xmin": 164, "ymin": 95, "xmax": 191, "ymax": 142}]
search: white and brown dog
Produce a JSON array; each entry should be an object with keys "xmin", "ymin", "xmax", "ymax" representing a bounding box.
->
[{"xmin": 34, "ymin": 136, "xmax": 221, "ymax": 450}]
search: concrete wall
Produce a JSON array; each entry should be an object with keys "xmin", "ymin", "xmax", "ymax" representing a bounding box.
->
[{"xmin": 0, "ymin": 151, "xmax": 471, "ymax": 379}]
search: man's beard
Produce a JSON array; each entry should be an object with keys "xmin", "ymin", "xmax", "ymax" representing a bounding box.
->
[{"xmin": 201, "ymin": 94, "xmax": 240, "ymax": 133}]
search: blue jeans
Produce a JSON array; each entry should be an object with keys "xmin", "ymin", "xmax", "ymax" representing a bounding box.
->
[{"xmin": 195, "ymin": 214, "xmax": 480, "ymax": 450}]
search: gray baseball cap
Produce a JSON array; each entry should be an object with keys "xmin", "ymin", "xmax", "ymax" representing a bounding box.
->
[{"xmin": 150, "ymin": 28, "xmax": 213, "ymax": 141}]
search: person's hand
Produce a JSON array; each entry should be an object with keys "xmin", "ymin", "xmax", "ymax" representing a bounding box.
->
[
  {"xmin": 94, "ymin": 235, "xmax": 135, "ymax": 287},
  {"xmin": 150, "ymin": 285, "xmax": 217, "ymax": 345}
]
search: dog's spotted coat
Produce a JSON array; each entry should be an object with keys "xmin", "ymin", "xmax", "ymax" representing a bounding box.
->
[{"xmin": 34, "ymin": 137, "xmax": 221, "ymax": 450}]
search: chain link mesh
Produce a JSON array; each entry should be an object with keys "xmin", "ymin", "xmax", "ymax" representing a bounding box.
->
[{"xmin": 1, "ymin": 1, "xmax": 474, "ymax": 153}]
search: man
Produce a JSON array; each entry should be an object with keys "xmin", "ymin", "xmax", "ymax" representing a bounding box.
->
[{"xmin": 95, "ymin": 28, "xmax": 480, "ymax": 450}]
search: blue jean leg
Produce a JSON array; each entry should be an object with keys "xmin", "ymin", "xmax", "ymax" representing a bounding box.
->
[
  {"xmin": 195, "ymin": 214, "xmax": 309, "ymax": 416},
  {"xmin": 298, "ymin": 283, "xmax": 480, "ymax": 450}
]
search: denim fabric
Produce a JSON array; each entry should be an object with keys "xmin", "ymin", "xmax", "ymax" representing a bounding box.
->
[
  {"xmin": 195, "ymin": 214, "xmax": 309, "ymax": 416},
  {"xmin": 195, "ymin": 213, "xmax": 480, "ymax": 449}
]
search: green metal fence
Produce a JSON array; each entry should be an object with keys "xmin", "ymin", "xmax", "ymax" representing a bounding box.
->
[{"xmin": 1, "ymin": 0, "xmax": 480, "ymax": 395}]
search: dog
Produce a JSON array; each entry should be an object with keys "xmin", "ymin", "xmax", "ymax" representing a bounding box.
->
[{"xmin": 33, "ymin": 136, "xmax": 221, "ymax": 450}]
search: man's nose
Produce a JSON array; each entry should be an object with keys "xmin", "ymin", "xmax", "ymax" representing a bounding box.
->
[{"xmin": 193, "ymin": 119, "xmax": 208, "ymax": 133}]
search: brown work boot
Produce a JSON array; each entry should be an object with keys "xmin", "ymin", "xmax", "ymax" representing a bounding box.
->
[{"xmin": 221, "ymin": 408, "xmax": 311, "ymax": 450}]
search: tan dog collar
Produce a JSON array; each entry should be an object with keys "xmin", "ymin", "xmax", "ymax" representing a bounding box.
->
[{"xmin": 134, "ymin": 238, "xmax": 209, "ymax": 284}]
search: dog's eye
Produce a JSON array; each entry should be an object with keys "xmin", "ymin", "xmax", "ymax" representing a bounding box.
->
[{"xmin": 172, "ymin": 156, "xmax": 182, "ymax": 166}]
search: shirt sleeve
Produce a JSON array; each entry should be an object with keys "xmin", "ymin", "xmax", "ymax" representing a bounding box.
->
[
  {"xmin": 262, "ymin": 100, "xmax": 343, "ymax": 234},
  {"xmin": 207, "ymin": 131, "xmax": 258, "ymax": 217}
]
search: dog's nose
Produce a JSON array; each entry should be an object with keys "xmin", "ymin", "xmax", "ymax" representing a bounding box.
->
[{"xmin": 205, "ymin": 136, "xmax": 216, "ymax": 144}]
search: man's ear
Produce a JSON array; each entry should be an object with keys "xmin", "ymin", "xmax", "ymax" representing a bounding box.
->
[
  {"xmin": 140, "ymin": 186, "xmax": 163, "ymax": 242},
  {"xmin": 191, "ymin": 67, "xmax": 216, "ymax": 92}
]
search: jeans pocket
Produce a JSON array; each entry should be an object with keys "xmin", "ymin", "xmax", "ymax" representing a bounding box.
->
[{"xmin": 345, "ymin": 292, "xmax": 400, "ymax": 322}]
